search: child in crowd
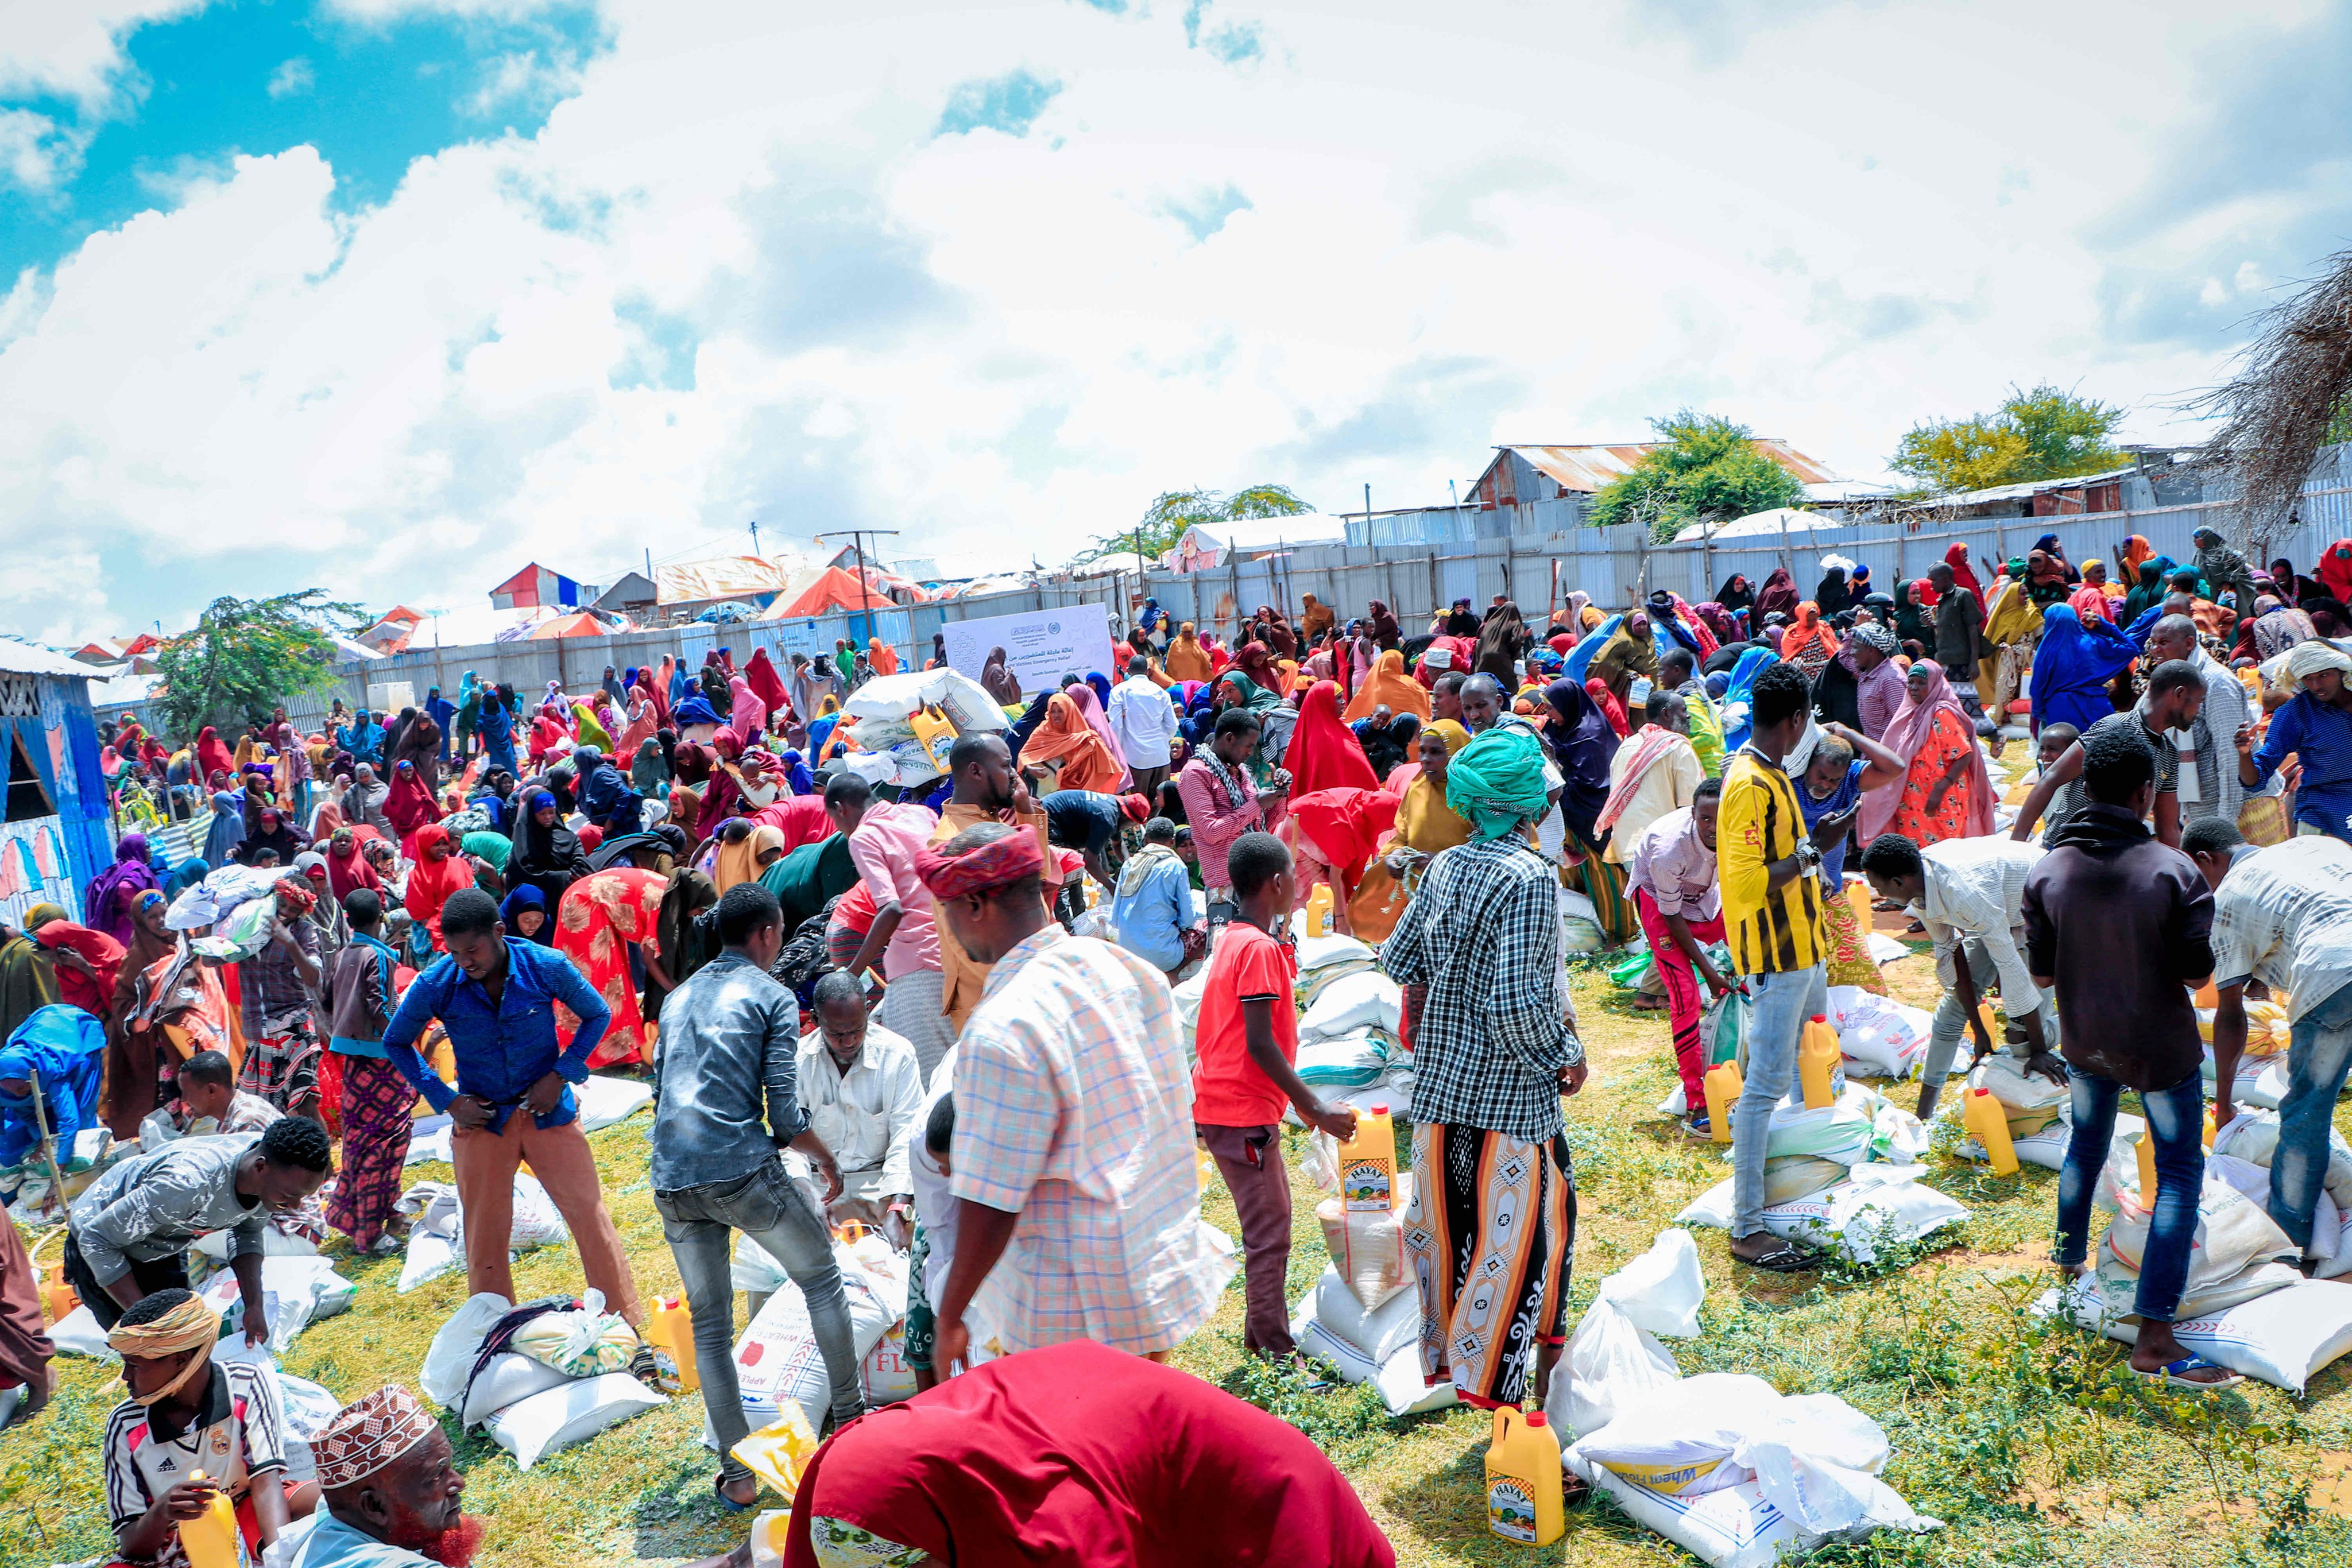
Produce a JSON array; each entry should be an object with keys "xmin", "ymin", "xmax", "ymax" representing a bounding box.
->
[
  {"xmin": 1190, "ymin": 831, "xmax": 1359, "ymax": 1364},
  {"xmin": 165, "ymin": 1051, "xmax": 280, "ymax": 1137}
]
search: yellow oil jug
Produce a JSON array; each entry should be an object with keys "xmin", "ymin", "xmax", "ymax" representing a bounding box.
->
[
  {"xmin": 1337, "ymin": 1103, "xmax": 1397, "ymax": 1213},
  {"xmin": 1845, "ymin": 877, "xmax": 1873, "ymax": 931},
  {"xmin": 1963, "ymin": 1087, "xmax": 2018, "ymax": 1175},
  {"xmin": 42, "ymin": 1263, "xmax": 76, "ymax": 1323},
  {"xmin": 1703, "ymin": 1060, "xmax": 1743, "ymax": 1144},
  {"xmin": 1485, "ymin": 1406, "xmax": 1565, "ymax": 1546},
  {"xmin": 2192, "ymin": 976, "xmax": 2218, "ymax": 1009},
  {"xmin": 908, "ymin": 704, "xmax": 956, "ymax": 774},
  {"xmin": 176, "ymin": 1470, "xmax": 239, "ymax": 1568},
  {"xmin": 645, "ymin": 1292, "xmax": 698, "ymax": 1394},
  {"xmin": 1798, "ymin": 1015, "xmax": 1843, "ymax": 1109},
  {"xmin": 1303, "ymin": 882, "xmax": 1335, "ymax": 938},
  {"xmin": 2136, "ymin": 1128, "xmax": 2160, "ymax": 1207}
]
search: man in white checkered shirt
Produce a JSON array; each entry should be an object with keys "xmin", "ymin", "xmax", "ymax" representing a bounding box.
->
[{"xmin": 922, "ymin": 822, "xmax": 1224, "ymax": 1370}]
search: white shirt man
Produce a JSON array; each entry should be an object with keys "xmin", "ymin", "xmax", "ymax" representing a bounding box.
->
[
  {"xmin": 1105, "ymin": 663, "xmax": 1181, "ymax": 778},
  {"xmin": 794, "ymin": 973, "xmax": 926, "ymax": 1224},
  {"xmin": 1909, "ymin": 836, "xmax": 2056, "ymax": 1087}
]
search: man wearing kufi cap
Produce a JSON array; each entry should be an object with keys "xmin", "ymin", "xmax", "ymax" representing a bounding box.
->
[
  {"xmin": 291, "ymin": 1386, "xmax": 471, "ymax": 1567},
  {"xmin": 922, "ymin": 823, "xmax": 1225, "ymax": 1372}
]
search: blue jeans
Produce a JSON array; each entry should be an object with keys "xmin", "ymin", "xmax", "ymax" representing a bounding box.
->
[
  {"xmin": 2274, "ymin": 979, "xmax": 2352, "ymax": 1249},
  {"xmin": 2056, "ymin": 1066, "xmax": 2204, "ymax": 1323},
  {"xmin": 655, "ymin": 1160, "xmax": 864, "ymax": 1480},
  {"xmin": 1732, "ymin": 963, "xmax": 1827, "ymax": 1238}
]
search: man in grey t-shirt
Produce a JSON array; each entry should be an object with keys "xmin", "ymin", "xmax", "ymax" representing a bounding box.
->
[
  {"xmin": 2013, "ymin": 662, "xmax": 2204, "ymax": 848},
  {"xmin": 647, "ymin": 881, "xmax": 861, "ymax": 1508}
]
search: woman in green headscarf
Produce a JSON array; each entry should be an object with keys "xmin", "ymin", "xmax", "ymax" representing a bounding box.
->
[
  {"xmin": 1444, "ymin": 726, "xmax": 1553, "ymax": 842},
  {"xmin": 461, "ymin": 830, "xmax": 512, "ymax": 875},
  {"xmin": 2119, "ymin": 555, "xmax": 2174, "ymax": 626}
]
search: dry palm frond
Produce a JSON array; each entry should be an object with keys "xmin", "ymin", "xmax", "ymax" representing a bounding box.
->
[{"xmin": 2193, "ymin": 246, "xmax": 2352, "ymax": 556}]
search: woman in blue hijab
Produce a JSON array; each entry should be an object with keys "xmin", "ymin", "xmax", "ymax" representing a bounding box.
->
[
  {"xmin": 2030, "ymin": 602, "xmax": 2137, "ymax": 734},
  {"xmin": 500, "ymin": 884, "xmax": 553, "ymax": 944},
  {"xmin": 201, "ymin": 790, "xmax": 245, "ymax": 868},
  {"xmin": 1085, "ymin": 671, "xmax": 1114, "ymax": 714},
  {"xmin": 1718, "ymin": 645, "xmax": 1778, "ymax": 753},
  {"xmin": 0, "ymin": 1005, "xmax": 104, "ymax": 1169}
]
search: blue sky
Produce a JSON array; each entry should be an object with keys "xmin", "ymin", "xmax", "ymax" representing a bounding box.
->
[
  {"xmin": 2, "ymin": 1, "xmax": 605, "ymax": 276},
  {"xmin": 0, "ymin": 0, "xmax": 2343, "ymax": 638}
]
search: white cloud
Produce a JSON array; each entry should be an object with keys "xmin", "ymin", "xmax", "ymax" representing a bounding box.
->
[
  {"xmin": 0, "ymin": 1, "xmax": 209, "ymax": 104},
  {"xmin": 0, "ymin": 0, "xmax": 2327, "ymax": 635},
  {"xmin": 267, "ymin": 57, "xmax": 315, "ymax": 98}
]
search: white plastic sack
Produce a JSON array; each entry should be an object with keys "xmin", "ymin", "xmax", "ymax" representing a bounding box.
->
[
  {"xmin": 404, "ymin": 1117, "xmax": 453, "ymax": 1167},
  {"xmin": 1677, "ymin": 1168, "xmax": 1968, "ymax": 1265},
  {"xmin": 1577, "ymin": 1468, "xmax": 1802, "ymax": 1568},
  {"xmin": 1291, "ymin": 1312, "xmax": 1458, "ymax": 1417},
  {"xmin": 1316, "ymin": 1171, "xmax": 1413, "ymax": 1312},
  {"xmin": 420, "ymin": 1292, "xmax": 514, "ymax": 1408},
  {"xmin": 1574, "ymin": 1373, "xmax": 1785, "ymax": 1496},
  {"xmin": 1597, "ymin": 1228, "xmax": 1705, "ymax": 1339},
  {"xmin": 572, "ymin": 1075, "xmax": 653, "ymax": 1133},
  {"xmin": 396, "ymin": 1175, "xmax": 570, "ymax": 1293},
  {"xmin": 1826, "ymin": 989, "xmax": 1935, "ymax": 1079},
  {"xmin": 1550, "ymin": 1298, "xmax": 1681, "ymax": 1438},
  {"xmin": 484, "ymin": 1371, "xmax": 666, "ymax": 1469},
  {"xmin": 2210, "ymin": 1107, "xmax": 2352, "ymax": 1213},
  {"xmin": 213, "ymin": 1339, "xmax": 342, "ymax": 1443},
  {"xmin": 2103, "ymin": 1175, "xmax": 2297, "ymax": 1292},
  {"xmin": 1295, "ymin": 1029, "xmax": 1395, "ymax": 1091},
  {"xmin": 199, "ymin": 1256, "xmax": 355, "ymax": 1353},
  {"xmin": 2041, "ymin": 1275, "xmax": 2352, "ymax": 1393},
  {"xmin": 1306, "ymin": 1265, "xmax": 1418, "ymax": 1365},
  {"xmin": 861, "ymin": 1321, "xmax": 918, "ymax": 1406},
  {"xmin": 1757, "ymin": 1084, "xmax": 1879, "ymax": 1165},
  {"xmin": 1295, "ymin": 933, "xmax": 1376, "ymax": 972},
  {"xmin": 730, "ymin": 1243, "xmax": 904, "ymax": 1430},
  {"xmin": 49, "ymin": 1303, "xmax": 113, "ymax": 1358},
  {"xmin": 461, "ymin": 1350, "xmax": 577, "ymax": 1431},
  {"xmin": 1298, "ymin": 971, "xmax": 1404, "ymax": 1041},
  {"xmin": 1971, "ymin": 1054, "xmax": 2069, "ymax": 1112},
  {"xmin": 842, "ymin": 668, "xmax": 1008, "ymax": 733}
]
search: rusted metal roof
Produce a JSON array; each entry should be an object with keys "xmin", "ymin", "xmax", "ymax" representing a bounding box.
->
[{"xmin": 1492, "ymin": 441, "xmax": 1844, "ymax": 494}]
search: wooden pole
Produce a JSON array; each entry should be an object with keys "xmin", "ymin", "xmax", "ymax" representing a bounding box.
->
[{"xmin": 25, "ymin": 1065, "xmax": 69, "ymax": 1222}]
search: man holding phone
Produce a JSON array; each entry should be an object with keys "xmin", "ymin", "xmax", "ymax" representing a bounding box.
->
[{"xmin": 1858, "ymin": 831, "xmax": 2061, "ymax": 1118}]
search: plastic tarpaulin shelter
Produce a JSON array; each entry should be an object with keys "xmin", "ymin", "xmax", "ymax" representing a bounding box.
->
[
  {"xmin": 763, "ymin": 566, "xmax": 911, "ymax": 619},
  {"xmin": 528, "ymin": 612, "xmax": 613, "ymax": 641},
  {"xmin": 654, "ymin": 556, "xmax": 808, "ymax": 607}
]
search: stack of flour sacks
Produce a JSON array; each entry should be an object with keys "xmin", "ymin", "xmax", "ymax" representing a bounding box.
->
[
  {"xmin": 1949, "ymin": 1053, "xmax": 2140, "ymax": 1171},
  {"xmin": 1285, "ymin": 1127, "xmax": 1454, "ymax": 1418},
  {"xmin": 726, "ymin": 1229, "xmax": 919, "ymax": 1425},
  {"xmin": 420, "ymin": 1291, "xmax": 666, "ymax": 1470},
  {"xmin": 1550, "ymin": 1230, "xmax": 1941, "ymax": 1568},
  {"xmin": 2034, "ymin": 1107, "xmax": 2352, "ymax": 1392},
  {"xmin": 1673, "ymin": 1083, "xmax": 1963, "ymax": 1266}
]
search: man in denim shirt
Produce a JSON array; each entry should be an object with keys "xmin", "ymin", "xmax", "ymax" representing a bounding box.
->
[
  {"xmin": 649, "ymin": 881, "xmax": 864, "ymax": 1509},
  {"xmin": 381, "ymin": 888, "xmax": 641, "ymax": 1325},
  {"xmin": 1110, "ymin": 816, "xmax": 1202, "ymax": 977}
]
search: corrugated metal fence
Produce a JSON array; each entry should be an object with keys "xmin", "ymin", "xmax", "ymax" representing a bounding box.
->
[{"xmin": 118, "ymin": 453, "xmax": 2352, "ymax": 734}]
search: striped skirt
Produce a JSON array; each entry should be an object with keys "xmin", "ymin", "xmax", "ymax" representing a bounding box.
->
[
  {"xmin": 1403, "ymin": 1122, "xmax": 1576, "ymax": 1410},
  {"xmin": 325, "ymin": 1054, "xmax": 411, "ymax": 1251}
]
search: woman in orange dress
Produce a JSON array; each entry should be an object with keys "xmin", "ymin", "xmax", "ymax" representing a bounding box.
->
[
  {"xmin": 553, "ymin": 866, "xmax": 671, "ymax": 1068},
  {"xmin": 1016, "ymin": 691, "xmax": 1125, "ymax": 794},
  {"xmin": 1859, "ymin": 660, "xmax": 1995, "ymax": 849}
]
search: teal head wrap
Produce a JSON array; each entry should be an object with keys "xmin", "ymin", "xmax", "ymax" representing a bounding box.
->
[{"xmin": 1444, "ymin": 726, "xmax": 1551, "ymax": 841}]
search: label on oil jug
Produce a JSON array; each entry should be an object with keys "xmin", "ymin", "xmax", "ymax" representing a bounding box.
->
[
  {"xmin": 651, "ymin": 1349, "xmax": 684, "ymax": 1395},
  {"xmin": 1488, "ymin": 1477, "xmax": 1538, "ymax": 1542},
  {"xmin": 1341, "ymin": 1159, "xmax": 1392, "ymax": 1211}
]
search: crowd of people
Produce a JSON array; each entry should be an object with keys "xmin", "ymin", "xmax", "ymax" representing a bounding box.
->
[{"xmin": 4, "ymin": 524, "xmax": 2352, "ymax": 1561}]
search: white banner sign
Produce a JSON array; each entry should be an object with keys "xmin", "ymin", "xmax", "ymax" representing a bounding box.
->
[{"xmin": 940, "ymin": 605, "xmax": 1117, "ymax": 698}]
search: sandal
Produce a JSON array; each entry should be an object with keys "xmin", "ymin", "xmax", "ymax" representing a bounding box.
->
[
  {"xmin": 1734, "ymin": 1241, "xmax": 1822, "ymax": 1273},
  {"xmin": 2132, "ymin": 1356, "xmax": 2243, "ymax": 1391}
]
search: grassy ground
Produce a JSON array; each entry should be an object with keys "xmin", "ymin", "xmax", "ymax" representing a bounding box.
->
[{"xmin": 6, "ymin": 938, "xmax": 2352, "ymax": 1567}]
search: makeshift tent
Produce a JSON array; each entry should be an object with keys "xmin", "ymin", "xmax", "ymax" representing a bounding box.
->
[{"xmin": 528, "ymin": 613, "xmax": 614, "ymax": 641}]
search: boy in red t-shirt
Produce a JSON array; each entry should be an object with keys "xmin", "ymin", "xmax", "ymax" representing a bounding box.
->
[{"xmin": 1192, "ymin": 831, "xmax": 1359, "ymax": 1361}]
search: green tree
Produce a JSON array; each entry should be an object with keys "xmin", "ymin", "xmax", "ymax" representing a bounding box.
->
[
  {"xmin": 1074, "ymin": 483, "xmax": 1313, "ymax": 564},
  {"xmin": 1890, "ymin": 383, "xmax": 2127, "ymax": 494},
  {"xmin": 1587, "ymin": 412, "xmax": 1804, "ymax": 538},
  {"xmin": 153, "ymin": 591, "xmax": 359, "ymax": 740}
]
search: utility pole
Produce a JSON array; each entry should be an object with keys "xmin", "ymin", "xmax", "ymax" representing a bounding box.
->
[
  {"xmin": 816, "ymin": 529, "xmax": 902, "ymax": 660},
  {"xmin": 749, "ymin": 518, "xmax": 762, "ymax": 557}
]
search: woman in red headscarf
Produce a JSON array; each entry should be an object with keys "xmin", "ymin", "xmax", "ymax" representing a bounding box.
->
[
  {"xmin": 382, "ymin": 760, "xmax": 438, "ymax": 858},
  {"xmin": 1282, "ymin": 680, "xmax": 1378, "ymax": 797},
  {"xmin": 403, "ymin": 824, "xmax": 473, "ymax": 953},
  {"xmin": 780, "ymin": 1339, "xmax": 1395, "ymax": 1568},
  {"xmin": 1943, "ymin": 540, "xmax": 1983, "ymax": 598},
  {"xmin": 745, "ymin": 648, "xmax": 792, "ymax": 720},
  {"xmin": 194, "ymin": 726, "xmax": 234, "ymax": 781},
  {"xmin": 1286, "ymin": 785, "xmax": 1403, "ymax": 939},
  {"xmin": 322, "ymin": 825, "xmax": 380, "ymax": 902},
  {"xmin": 2319, "ymin": 539, "xmax": 2352, "ymax": 606}
]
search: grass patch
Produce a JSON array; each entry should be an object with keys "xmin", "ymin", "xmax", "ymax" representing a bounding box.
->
[{"xmin": 4, "ymin": 943, "xmax": 2349, "ymax": 1564}]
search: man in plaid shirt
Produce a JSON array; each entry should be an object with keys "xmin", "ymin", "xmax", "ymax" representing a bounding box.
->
[
  {"xmin": 1382, "ymin": 721, "xmax": 1585, "ymax": 1410},
  {"xmin": 921, "ymin": 823, "xmax": 1224, "ymax": 1368}
]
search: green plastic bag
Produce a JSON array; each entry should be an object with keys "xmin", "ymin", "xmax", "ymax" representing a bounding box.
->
[
  {"xmin": 1704, "ymin": 987, "xmax": 1747, "ymax": 1068},
  {"xmin": 1609, "ymin": 946, "xmax": 1654, "ymax": 990}
]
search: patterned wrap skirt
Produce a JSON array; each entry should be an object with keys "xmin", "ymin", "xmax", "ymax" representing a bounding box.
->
[{"xmin": 1403, "ymin": 1122, "xmax": 1576, "ymax": 1410}]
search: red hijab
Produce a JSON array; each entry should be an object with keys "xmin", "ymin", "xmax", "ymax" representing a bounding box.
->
[
  {"xmin": 323, "ymin": 831, "xmax": 380, "ymax": 901},
  {"xmin": 782, "ymin": 1340, "xmax": 1395, "ymax": 1568},
  {"xmin": 1289, "ymin": 787, "xmax": 1401, "ymax": 883},
  {"xmin": 403, "ymin": 824, "xmax": 473, "ymax": 950},
  {"xmin": 1943, "ymin": 541, "xmax": 1983, "ymax": 597},
  {"xmin": 194, "ymin": 726, "xmax": 234, "ymax": 780},
  {"xmin": 745, "ymin": 648, "xmax": 792, "ymax": 718},
  {"xmin": 1284, "ymin": 680, "xmax": 1378, "ymax": 796},
  {"xmin": 383, "ymin": 761, "xmax": 438, "ymax": 837}
]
